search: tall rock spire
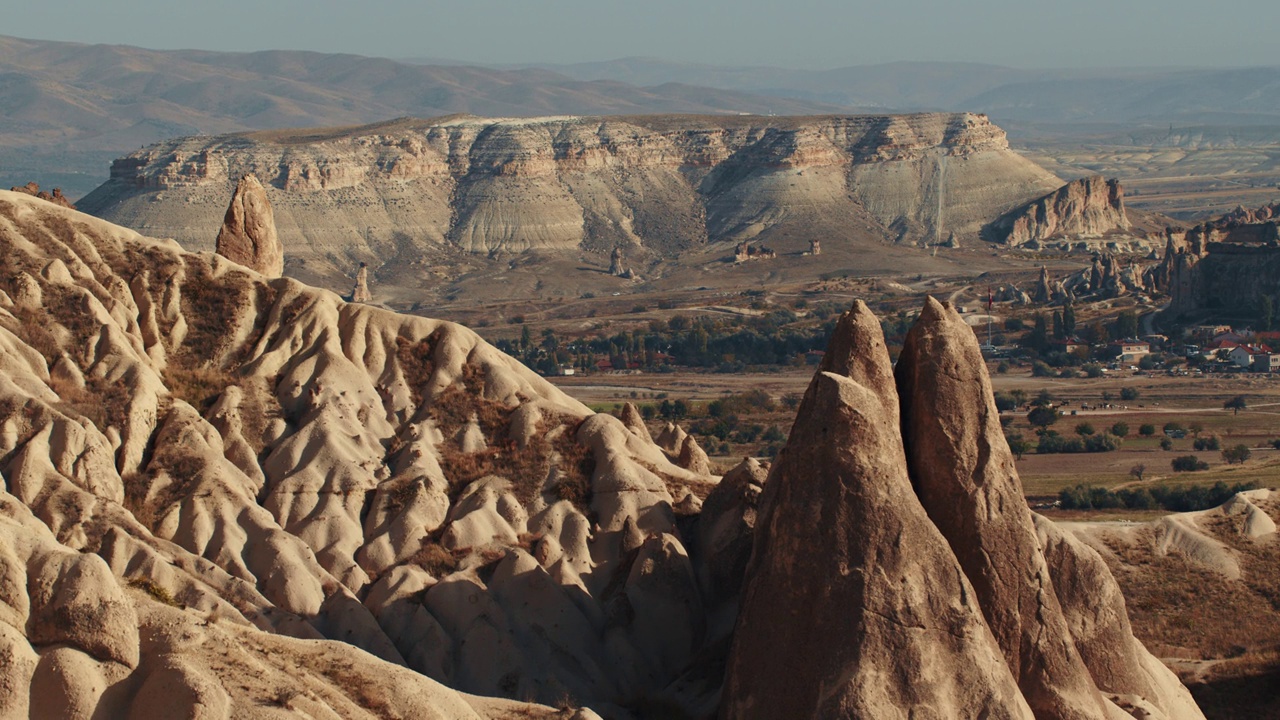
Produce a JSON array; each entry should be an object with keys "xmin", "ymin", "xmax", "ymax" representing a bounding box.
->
[
  {"xmin": 722, "ymin": 300, "xmax": 1033, "ymax": 720},
  {"xmin": 215, "ymin": 174, "xmax": 283, "ymax": 278},
  {"xmin": 897, "ymin": 297, "xmax": 1111, "ymax": 720}
]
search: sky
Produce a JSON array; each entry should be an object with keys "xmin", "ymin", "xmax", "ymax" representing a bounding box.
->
[{"xmin": 2, "ymin": 0, "xmax": 1278, "ymax": 70}]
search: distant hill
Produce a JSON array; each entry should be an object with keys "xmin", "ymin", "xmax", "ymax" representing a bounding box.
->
[
  {"xmin": 0, "ymin": 36, "xmax": 843, "ymax": 197},
  {"xmin": 522, "ymin": 58, "xmax": 1280, "ymax": 127}
]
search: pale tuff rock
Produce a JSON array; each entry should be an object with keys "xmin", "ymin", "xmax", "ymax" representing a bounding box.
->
[
  {"xmin": 897, "ymin": 298, "xmax": 1111, "ymax": 720},
  {"xmin": 351, "ymin": 262, "xmax": 372, "ymax": 302},
  {"xmin": 723, "ymin": 297, "xmax": 1206, "ymax": 720},
  {"xmin": 214, "ymin": 174, "xmax": 283, "ymax": 277},
  {"xmin": 988, "ymin": 175, "xmax": 1130, "ymax": 246},
  {"xmin": 1035, "ymin": 517, "xmax": 1206, "ymax": 720},
  {"xmin": 82, "ymin": 113, "xmax": 1061, "ymax": 280},
  {"xmin": 0, "ymin": 188, "xmax": 1209, "ymax": 717},
  {"xmin": 1144, "ymin": 204, "xmax": 1280, "ymax": 317},
  {"xmin": 722, "ymin": 301, "xmax": 1034, "ymax": 720},
  {"xmin": 0, "ymin": 189, "xmax": 719, "ymax": 715},
  {"xmin": 619, "ymin": 401, "xmax": 653, "ymax": 442},
  {"xmin": 676, "ymin": 434, "xmax": 711, "ymax": 475}
]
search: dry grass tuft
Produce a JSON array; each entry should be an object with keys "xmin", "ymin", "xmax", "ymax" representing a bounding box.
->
[
  {"xmin": 127, "ymin": 575, "xmax": 181, "ymax": 608},
  {"xmin": 408, "ymin": 540, "xmax": 466, "ymax": 577}
]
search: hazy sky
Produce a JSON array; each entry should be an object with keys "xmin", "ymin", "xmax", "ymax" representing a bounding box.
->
[{"xmin": 4, "ymin": 0, "xmax": 1278, "ymax": 69}]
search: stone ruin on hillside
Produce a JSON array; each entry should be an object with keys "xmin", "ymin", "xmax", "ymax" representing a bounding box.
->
[{"xmin": 734, "ymin": 241, "xmax": 776, "ymax": 262}]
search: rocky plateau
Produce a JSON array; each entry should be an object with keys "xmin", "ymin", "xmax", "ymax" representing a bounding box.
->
[{"xmin": 77, "ymin": 113, "xmax": 1061, "ymax": 295}]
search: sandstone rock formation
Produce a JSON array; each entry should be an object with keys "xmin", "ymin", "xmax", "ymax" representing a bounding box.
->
[
  {"xmin": 0, "ymin": 187, "xmax": 1212, "ymax": 718},
  {"xmin": 986, "ymin": 176, "xmax": 1130, "ymax": 247},
  {"xmin": 9, "ymin": 181, "xmax": 75, "ymax": 209},
  {"xmin": 352, "ymin": 262, "xmax": 372, "ymax": 302},
  {"xmin": 1033, "ymin": 265, "xmax": 1054, "ymax": 304},
  {"xmin": 0, "ymin": 189, "xmax": 720, "ymax": 715},
  {"xmin": 80, "ymin": 113, "xmax": 1060, "ymax": 289},
  {"xmin": 722, "ymin": 301, "xmax": 1035, "ymax": 719},
  {"xmin": 608, "ymin": 246, "xmax": 625, "ymax": 276},
  {"xmin": 1145, "ymin": 203, "xmax": 1280, "ymax": 317},
  {"xmin": 723, "ymin": 298, "xmax": 1205, "ymax": 720},
  {"xmin": 1058, "ymin": 252, "xmax": 1147, "ymax": 300},
  {"xmin": 214, "ymin": 174, "xmax": 283, "ymax": 277},
  {"xmin": 898, "ymin": 298, "xmax": 1110, "ymax": 720}
]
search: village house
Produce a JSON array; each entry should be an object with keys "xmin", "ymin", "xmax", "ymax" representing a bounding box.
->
[{"xmin": 1109, "ymin": 338, "xmax": 1150, "ymax": 363}]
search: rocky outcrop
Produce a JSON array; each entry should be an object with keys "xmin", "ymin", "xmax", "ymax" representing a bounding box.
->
[
  {"xmin": 214, "ymin": 175, "xmax": 283, "ymax": 277},
  {"xmin": 987, "ymin": 176, "xmax": 1130, "ymax": 247},
  {"xmin": 1033, "ymin": 265, "xmax": 1054, "ymax": 304},
  {"xmin": 723, "ymin": 297, "xmax": 1205, "ymax": 719},
  {"xmin": 1058, "ymin": 253, "xmax": 1147, "ymax": 300},
  {"xmin": 0, "ymin": 189, "xmax": 719, "ymax": 715},
  {"xmin": 351, "ymin": 262, "xmax": 372, "ymax": 302},
  {"xmin": 898, "ymin": 298, "xmax": 1110, "ymax": 720},
  {"xmin": 9, "ymin": 181, "xmax": 75, "ymax": 209},
  {"xmin": 722, "ymin": 301, "xmax": 1035, "ymax": 719},
  {"xmin": 80, "ymin": 113, "xmax": 1060, "ymax": 290},
  {"xmin": 1145, "ymin": 204, "xmax": 1280, "ymax": 317}
]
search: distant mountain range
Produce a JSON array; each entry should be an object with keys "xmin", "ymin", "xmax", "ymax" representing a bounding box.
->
[
  {"xmin": 515, "ymin": 58, "xmax": 1280, "ymax": 127},
  {"xmin": 4, "ymin": 34, "xmax": 1280, "ymax": 199},
  {"xmin": 0, "ymin": 36, "xmax": 840, "ymax": 196}
]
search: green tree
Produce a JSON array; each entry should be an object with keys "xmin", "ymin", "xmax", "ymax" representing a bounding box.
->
[
  {"xmin": 1222, "ymin": 444, "xmax": 1252, "ymax": 464},
  {"xmin": 1262, "ymin": 295, "xmax": 1274, "ymax": 332},
  {"xmin": 1006, "ymin": 433, "xmax": 1032, "ymax": 461},
  {"xmin": 1063, "ymin": 302, "xmax": 1077, "ymax": 336},
  {"xmin": 1171, "ymin": 455, "xmax": 1209, "ymax": 472},
  {"xmin": 1027, "ymin": 313, "xmax": 1049, "ymax": 353},
  {"xmin": 1111, "ymin": 421, "xmax": 1129, "ymax": 437},
  {"xmin": 1028, "ymin": 405, "xmax": 1059, "ymax": 430},
  {"xmin": 1139, "ymin": 423, "xmax": 1156, "ymax": 437},
  {"xmin": 1129, "ymin": 463, "xmax": 1146, "ymax": 481},
  {"xmin": 1075, "ymin": 422, "xmax": 1096, "ymax": 436},
  {"xmin": 1052, "ymin": 311, "xmax": 1065, "ymax": 340},
  {"xmin": 1225, "ymin": 395, "xmax": 1248, "ymax": 415},
  {"xmin": 1113, "ymin": 310, "xmax": 1139, "ymax": 340},
  {"xmin": 1120, "ymin": 387, "xmax": 1140, "ymax": 401}
]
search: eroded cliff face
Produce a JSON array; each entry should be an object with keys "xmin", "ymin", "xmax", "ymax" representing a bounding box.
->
[
  {"xmin": 986, "ymin": 175, "xmax": 1132, "ymax": 247},
  {"xmin": 1145, "ymin": 204, "xmax": 1280, "ymax": 317},
  {"xmin": 79, "ymin": 113, "xmax": 1060, "ymax": 283}
]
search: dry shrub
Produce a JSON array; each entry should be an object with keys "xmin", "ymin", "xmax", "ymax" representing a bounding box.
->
[
  {"xmin": 551, "ymin": 418, "xmax": 596, "ymax": 512},
  {"xmin": 164, "ymin": 364, "xmax": 235, "ymax": 412},
  {"xmin": 227, "ymin": 282, "xmax": 279, "ymax": 367},
  {"xmin": 396, "ymin": 335, "xmax": 435, "ymax": 408},
  {"xmin": 6, "ymin": 307, "xmax": 62, "ymax": 364},
  {"xmin": 127, "ymin": 443, "xmax": 206, "ymax": 530},
  {"xmin": 409, "ymin": 541, "xmax": 465, "ymax": 577},
  {"xmin": 383, "ymin": 478, "xmax": 420, "ymax": 515},
  {"xmin": 127, "ymin": 575, "xmax": 181, "ymax": 608},
  {"xmin": 178, "ymin": 258, "xmax": 252, "ymax": 362},
  {"xmin": 50, "ymin": 375, "xmax": 131, "ymax": 433}
]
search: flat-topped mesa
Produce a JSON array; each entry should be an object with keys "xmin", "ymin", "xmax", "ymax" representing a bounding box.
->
[
  {"xmin": 896, "ymin": 298, "xmax": 1111, "ymax": 720},
  {"xmin": 214, "ymin": 174, "xmax": 283, "ymax": 277},
  {"xmin": 986, "ymin": 176, "xmax": 1130, "ymax": 247},
  {"xmin": 722, "ymin": 301, "xmax": 1033, "ymax": 720},
  {"xmin": 79, "ymin": 113, "xmax": 1060, "ymax": 277}
]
